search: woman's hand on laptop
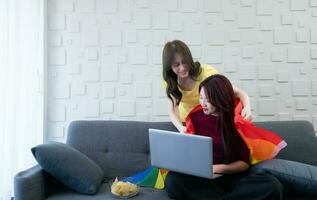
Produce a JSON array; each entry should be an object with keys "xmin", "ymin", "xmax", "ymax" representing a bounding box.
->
[
  {"xmin": 177, "ymin": 125, "xmax": 187, "ymax": 133},
  {"xmin": 213, "ymin": 164, "xmax": 226, "ymax": 174},
  {"xmin": 213, "ymin": 161, "xmax": 249, "ymax": 174}
]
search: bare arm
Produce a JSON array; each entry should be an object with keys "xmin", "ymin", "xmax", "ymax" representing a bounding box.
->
[
  {"xmin": 213, "ymin": 160, "xmax": 249, "ymax": 174},
  {"xmin": 232, "ymin": 84, "xmax": 252, "ymax": 121},
  {"xmin": 168, "ymin": 97, "xmax": 187, "ymax": 133}
]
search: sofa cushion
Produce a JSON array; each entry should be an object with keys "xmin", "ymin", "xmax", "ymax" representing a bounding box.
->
[
  {"xmin": 251, "ymin": 159, "xmax": 317, "ymax": 197},
  {"xmin": 45, "ymin": 182, "xmax": 171, "ymax": 200},
  {"xmin": 31, "ymin": 142, "xmax": 104, "ymax": 195}
]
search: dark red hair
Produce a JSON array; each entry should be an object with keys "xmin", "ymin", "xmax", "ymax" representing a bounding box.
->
[{"xmin": 199, "ymin": 74, "xmax": 249, "ymax": 163}]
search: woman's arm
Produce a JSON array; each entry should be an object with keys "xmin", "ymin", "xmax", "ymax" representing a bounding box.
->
[
  {"xmin": 213, "ymin": 160, "xmax": 249, "ymax": 174},
  {"xmin": 232, "ymin": 84, "xmax": 252, "ymax": 121},
  {"xmin": 168, "ymin": 97, "xmax": 187, "ymax": 133}
]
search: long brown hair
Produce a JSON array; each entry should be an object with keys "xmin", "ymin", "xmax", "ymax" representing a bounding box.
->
[
  {"xmin": 162, "ymin": 40, "xmax": 201, "ymax": 105},
  {"xmin": 199, "ymin": 74, "xmax": 248, "ymax": 163}
]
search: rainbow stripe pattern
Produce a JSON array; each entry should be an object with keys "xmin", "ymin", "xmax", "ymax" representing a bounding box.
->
[
  {"xmin": 122, "ymin": 167, "xmax": 168, "ymax": 189},
  {"xmin": 233, "ymin": 99, "xmax": 287, "ymax": 164}
]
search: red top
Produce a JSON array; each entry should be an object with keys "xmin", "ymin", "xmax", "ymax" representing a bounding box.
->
[
  {"xmin": 188, "ymin": 110, "xmax": 224, "ymax": 164},
  {"xmin": 186, "ymin": 104, "xmax": 250, "ymax": 164}
]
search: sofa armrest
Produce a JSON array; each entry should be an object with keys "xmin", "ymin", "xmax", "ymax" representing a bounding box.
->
[
  {"xmin": 14, "ymin": 165, "xmax": 68, "ymax": 200},
  {"xmin": 14, "ymin": 165, "xmax": 46, "ymax": 200}
]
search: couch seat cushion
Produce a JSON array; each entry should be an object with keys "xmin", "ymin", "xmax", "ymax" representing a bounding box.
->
[{"xmin": 46, "ymin": 182, "xmax": 171, "ymax": 200}]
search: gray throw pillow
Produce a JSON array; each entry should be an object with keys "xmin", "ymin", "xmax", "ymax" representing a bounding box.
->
[
  {"xmin": 31, "ymin": 142, "xmax": 104, "ymax": 195},
  {"xmin": 251, "ymin": 159, "xmax": 317, "ymax": 197}
]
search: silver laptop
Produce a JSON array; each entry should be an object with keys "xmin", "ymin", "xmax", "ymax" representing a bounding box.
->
[{"xmin": 149, "ymin": 128, "xmax": 221, "ymax": 179}]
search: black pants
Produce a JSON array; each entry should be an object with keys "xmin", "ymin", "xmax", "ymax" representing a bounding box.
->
[{"xmin": 165, "ymin": 171, "xmax": 283, "ymax": 200}]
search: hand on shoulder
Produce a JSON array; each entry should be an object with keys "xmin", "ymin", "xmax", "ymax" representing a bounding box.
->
[{"xmin": 242, "ymin": 106, "xmax": 252, "ymax": 121}]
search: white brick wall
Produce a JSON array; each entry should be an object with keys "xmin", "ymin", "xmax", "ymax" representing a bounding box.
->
[{"xmin": 47, "ymin": 0, "xmax": 317, "ymax": 141}]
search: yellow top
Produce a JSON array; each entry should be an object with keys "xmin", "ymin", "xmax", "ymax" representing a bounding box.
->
[{"xmin": 163, "ymin": 64, "xmax": 219, "ymax": 122}]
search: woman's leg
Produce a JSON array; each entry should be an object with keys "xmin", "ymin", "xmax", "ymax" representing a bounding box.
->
[
  {"xmin": 165, "ymin": 172, "xmax": 190, "ymax": 200},
  {"xmin": 165, "ymin": 171, "xmax": 225, "ymax": 200},
  {"xmin": 224, "ymin": 172, "xmax": 283, "ymax": 200}
]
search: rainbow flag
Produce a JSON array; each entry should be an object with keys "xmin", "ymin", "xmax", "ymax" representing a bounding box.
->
[
  {"xmin": 122, "ymin": 167, "xmax": 168, "ymax": 189},
  {"xmin": 233, "ymin": 99, "xmax": 287, "ymax": 164}
]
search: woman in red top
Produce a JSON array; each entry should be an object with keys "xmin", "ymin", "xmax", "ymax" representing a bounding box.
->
[{"xmin": 165, "ymin": 74, "xmax": 283, "ymax": 200}]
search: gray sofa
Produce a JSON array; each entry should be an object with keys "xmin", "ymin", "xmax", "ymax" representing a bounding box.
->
[{"xmin": 14, "ymin": 120, "xmax": 317, "ymax": 200}]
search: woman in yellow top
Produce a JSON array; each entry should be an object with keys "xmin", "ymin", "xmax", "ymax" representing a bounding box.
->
[{"xmin": 162, "ymin": 40, "xmax": 252, "ymax": 132}]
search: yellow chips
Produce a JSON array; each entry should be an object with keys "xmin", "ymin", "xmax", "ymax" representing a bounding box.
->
[{"xmin": 111, "ymin": 178, "xmax": 138, "ymax": 197}]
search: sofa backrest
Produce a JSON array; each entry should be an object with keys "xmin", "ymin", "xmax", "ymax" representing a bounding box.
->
[
  {"xmin": 67, "ymin": 120, "xmax": 177, "ymax": 180},
  {"xmin": 254, "ymin": 120, "xmax": 317, "ymax": 166},
  {"xmin": 67, "ymin": 120, "xmax": 316, "ymax": 180}
]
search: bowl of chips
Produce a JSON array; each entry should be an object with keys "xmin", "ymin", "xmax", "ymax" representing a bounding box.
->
[{"xmin": 110, "ymin": 177, "xmax": 139, "ymax": 198}]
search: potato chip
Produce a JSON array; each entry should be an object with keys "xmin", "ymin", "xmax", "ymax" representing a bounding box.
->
[{"xmin": 111, "ymin": 177, "xmax": 138, "ymax": 197}]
